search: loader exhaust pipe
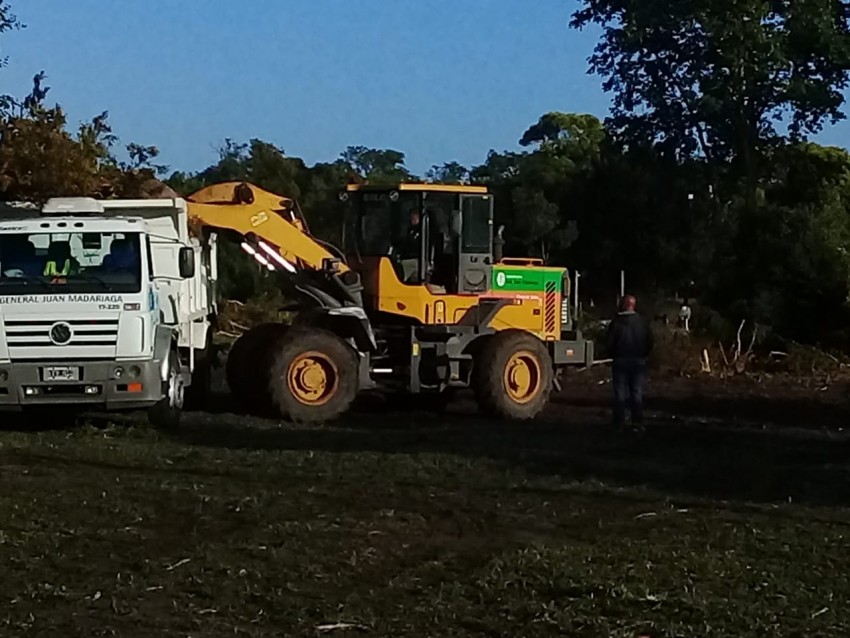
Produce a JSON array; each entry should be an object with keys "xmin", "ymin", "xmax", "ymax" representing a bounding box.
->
[{"xmin": 493, "ymin": 224, "xmax": 505, "ymax": 263}]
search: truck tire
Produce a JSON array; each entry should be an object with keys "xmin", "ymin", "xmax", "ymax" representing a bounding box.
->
[
  {"xmin": 268, "ymin": 327, "xmax": 358, "ymax": 424},
  {"xmin": 226, "ymin": 323, "xmax": 289, "ymax": 410},
  {"xmin": 472, "ymin": 330, "xmax": 553, "ymax": 421},
  {"xmin": 148, "ymin": 351, "xmax": 184, "ymax": 430}
]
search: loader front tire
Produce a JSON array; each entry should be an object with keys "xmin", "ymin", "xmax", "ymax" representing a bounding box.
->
[
  {"xmin": 268, "ymin": 328, "xmax": 358, "ymax": 424},
  {"xmin": 472, "ymin": 330, "xmax": 553, "ymax": 421}
]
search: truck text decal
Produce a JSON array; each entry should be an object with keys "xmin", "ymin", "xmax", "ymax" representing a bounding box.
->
[{"xmin": 0, "ymin": 294, "xmax": 125, "ymax": 304}]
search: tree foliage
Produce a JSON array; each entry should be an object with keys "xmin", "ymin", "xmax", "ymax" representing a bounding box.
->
[
  {"xmin": 0, "ymin": 74, "xmax": 165, "ymax": 202},
  {"xmin": 339, "ymin": 146, "xmax": 413, "ymax": 184},
  {"xmin": 571, "ymin": 0, "xmax": 850, "ymax": 165},
  {"xmin": 426, "ymin": 161, "xmax": 470, "ymax": 185}
]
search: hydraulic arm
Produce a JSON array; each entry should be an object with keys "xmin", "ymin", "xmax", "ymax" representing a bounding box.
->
[{"xmin": 186, "ymin": 181, "xmax": 350, "ymax": 276}]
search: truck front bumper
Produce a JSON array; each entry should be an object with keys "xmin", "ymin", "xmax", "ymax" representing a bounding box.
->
[{"xmin": 0, "ymin": 359, "xmax": 164, "ymax": 411}]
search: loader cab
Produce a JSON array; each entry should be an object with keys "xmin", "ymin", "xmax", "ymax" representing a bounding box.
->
[{"xmin": 342, "ymin": 184, "xmax": 494, "ymax": 295}]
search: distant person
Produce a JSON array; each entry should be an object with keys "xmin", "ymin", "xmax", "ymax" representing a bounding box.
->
[
  {"xmin": 606, "ymin": 294, "xmax": 654, "ymax": 429},
  {"xmin": 678, "ymin": 297, "xmax": 692, "ymax": 332}
]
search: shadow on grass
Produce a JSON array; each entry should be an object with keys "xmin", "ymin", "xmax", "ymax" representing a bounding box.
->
[
  {"xmin": 172, "ymin": 388, "xmax": 850, "ymax": 509},
  {"xmin": 556, "ymin": 391, "xmax": 850, "ymax": 431}
]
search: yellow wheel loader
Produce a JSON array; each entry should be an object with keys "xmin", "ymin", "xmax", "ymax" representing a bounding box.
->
[{"xmin": 186, "ymin": 181, "xmax": 593, "ymax": 423}]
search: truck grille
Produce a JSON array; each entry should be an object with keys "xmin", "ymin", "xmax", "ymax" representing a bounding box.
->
[{"xmin": 3, "ymin": 319, "xmax": 119, "ymax": 359}]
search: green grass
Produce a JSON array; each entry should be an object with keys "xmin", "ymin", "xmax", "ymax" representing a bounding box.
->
[{"xmin": 1, "ymin": 400, "xmax": 849, "ymax": 637}]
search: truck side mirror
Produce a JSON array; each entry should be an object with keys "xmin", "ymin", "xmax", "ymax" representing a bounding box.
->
[{"xmin": 179, "ymin": 246, "xmax": 195, "ymax": 279}]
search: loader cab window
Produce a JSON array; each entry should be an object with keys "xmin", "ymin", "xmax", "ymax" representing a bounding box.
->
[
  {"xmin": 345, "ymin": 188, "xmax": 494, "ymax": 292},
  {"xmin": 347, "ymin": 190, "xmax": 425, "ymax": 283},
  {"xmin": 461, "ymin": 195, "xmax": 493, "ymax": 253},
  {"xmin": 352, "ymin": 191, "xmax": 421, "ymax": 257}
]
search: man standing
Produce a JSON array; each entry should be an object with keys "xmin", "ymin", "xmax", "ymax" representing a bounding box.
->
[{"xmin": 606, "ymin": 294, "xmax": 653, "ymax": 429}]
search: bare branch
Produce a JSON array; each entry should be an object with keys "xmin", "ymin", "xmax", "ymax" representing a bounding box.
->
[
  {"xmin": 735, "ymin": 319, "xmax": 745, "ymax": 359},
  {"xmin": 746, "ymin": 324, "xmax": 758, "ymax": 356},
  {"xmin": 719, "ymin": 342, "xmax": 730, "ymax": 368}
]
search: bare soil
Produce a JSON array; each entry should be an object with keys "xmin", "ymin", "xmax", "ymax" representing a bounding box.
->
[{"xmin": 1, "ymin": 367, "xmax": 849, "ymax": 636}]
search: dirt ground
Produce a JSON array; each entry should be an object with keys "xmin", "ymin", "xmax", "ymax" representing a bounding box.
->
[{"xmin": 1, "ymin": 368, "xmax": 850, "ymax": 637}]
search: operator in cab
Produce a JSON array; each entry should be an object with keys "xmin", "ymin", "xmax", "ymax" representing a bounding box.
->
[{"xmin": 397, "ymin": 208, "xmax": 421, "ymax": 284}]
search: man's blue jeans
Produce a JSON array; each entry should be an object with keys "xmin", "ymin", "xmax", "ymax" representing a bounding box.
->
[{"xmin": 612, "ymin": 358, "xmax": 647, "ymax": 426}]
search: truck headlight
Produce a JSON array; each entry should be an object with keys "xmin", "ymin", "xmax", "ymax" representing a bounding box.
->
[
  {"xmin": 0, "ymin": 370, "xmax": 8, "ymax": 382},
  {"xmin": 129, "ymin": 366, "xmax": 141, "ymax": 379},
  {"xmin": 113, "ymin": 366, "xmax": 124, "ymax": 379}
]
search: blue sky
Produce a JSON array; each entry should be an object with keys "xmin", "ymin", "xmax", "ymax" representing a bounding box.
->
[{"xmin": 2, "ymin": 0, "xmax": 849, "ymax": 176}]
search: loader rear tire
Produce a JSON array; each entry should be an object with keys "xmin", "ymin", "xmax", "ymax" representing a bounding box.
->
[
  {"xmin": 226, "ymin": 323, "xmax": 289, "ymax": 411},
  {"xmin": 268, "ymin": 327, "xmax": 358, "ymax": 424},
  {"xmin": 472, "ymin": 330, "xmax": 553, "ymax": 421}
]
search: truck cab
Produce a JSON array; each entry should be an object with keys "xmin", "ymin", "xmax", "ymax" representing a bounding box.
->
[{"xmin": 0, "ymin": 196, "xmax": 216, "ymax": 427}]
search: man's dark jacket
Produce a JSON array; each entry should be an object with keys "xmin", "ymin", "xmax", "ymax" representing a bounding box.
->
[{"xmin": 607, "ymin": 311, "xmax": 654, "ymax": 360}]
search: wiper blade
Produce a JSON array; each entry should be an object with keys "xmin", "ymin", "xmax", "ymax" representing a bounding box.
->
[{"xmin": 0, "ymin": 274, "xmax": 51, "ymax": 290}]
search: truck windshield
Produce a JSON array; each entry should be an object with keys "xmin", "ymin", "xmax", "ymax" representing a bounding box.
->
[{"xmin": 0, "ymin": 231, "xmax": 143, "ymax": 294}]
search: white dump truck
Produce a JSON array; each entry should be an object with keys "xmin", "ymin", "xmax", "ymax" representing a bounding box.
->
[{"xmin": 0, "ymin": 195, "xmax": 217, "ymax": 427}]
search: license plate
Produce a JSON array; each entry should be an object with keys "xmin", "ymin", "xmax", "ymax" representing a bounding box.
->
[{"xmin": 43, "ymin": 366, "xmax": 80, "ymax": 382}]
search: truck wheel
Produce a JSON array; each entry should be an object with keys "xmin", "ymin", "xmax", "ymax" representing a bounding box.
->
[
  {"xmin": 148, "ymin": 352, "xmax": 185, "ymax": 430},
  {"xmin": 472, "ymin": 330, "xmax": 553, "ymax": 420},
  {"xmin": 268, "ymin": 328, "xmax": 358, "ymax": 424},
  {"xmin": 226, "ymin": 323, "xmax": 288, "ymax": 410}
]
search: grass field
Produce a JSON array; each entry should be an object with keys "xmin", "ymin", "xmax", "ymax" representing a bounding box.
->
[{"xmin": 1, "ymin": 372, "xmax": 849, "ymax": 637}]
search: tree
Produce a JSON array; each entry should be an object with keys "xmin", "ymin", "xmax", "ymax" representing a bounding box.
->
[
  {"xmin": 0, "ymin": 74, "xmax": 165, "ymax": 201},
  {"xmin": 571, "ymin": 0, "xmax": 850, "ymax": 198},
  {"xmin": 340, "ymin": 146, "xmax": 414, "ymax": 183},
  {"xmin": 0, "ymin": 1, "xmax": 21, "ymax": 73},
  {"xmin": 469, "ymin": 116, "xmax": 599, "ymax": 264},
  {"xmin": 0, "ymin": 2, "xmax": 165, "ymax": 202},
  {"xmin": 743, "ymin": 142, "xmax": 850, "ymax": 340},
  {"xmin": 426, "ymin": 161, "xmax": 469, "ymax": 184},
  {"xmin": 520, "ymin": 112, "xmax": 606, "ymax": 164}
]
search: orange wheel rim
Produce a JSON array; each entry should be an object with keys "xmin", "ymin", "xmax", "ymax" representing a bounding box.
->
[
  {"xmin": 287, "ymin": 351, "xmax": 339, "ymax": 406},
  {"xmin": 503, "ymin": 350, "xmax": 542, "ymax": 405}
]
